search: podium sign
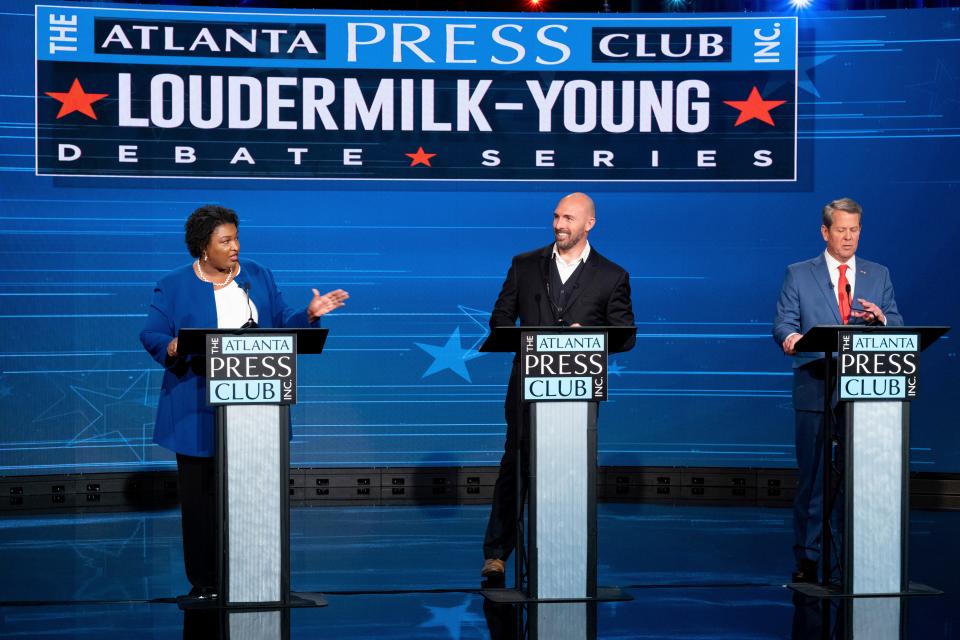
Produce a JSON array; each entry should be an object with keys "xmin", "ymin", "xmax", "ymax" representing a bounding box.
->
[
  {"xmin": 838, "ymin": 332, "xmax": 919, "ymax": 401},
  {"xmin": 479, "ymin": 326, "xmax": 635, "ymax": 604},
  {"xmin": 206, "ymin": 333, "xmax": 297, "ymax": 405},
  {"xmin": 176, "ymin": 328, "xmax": 328, "ymax": 611},
  {"xmin": 520, "ymin": 332, "xmax": 608, "ymax": 401},
  {"xmin": 789, "ymin": 325, "xmax": 948, "ymax": 601},
  {"xmin": 520, "ymin": 330, "xmax": 607, "ymax": 600}
]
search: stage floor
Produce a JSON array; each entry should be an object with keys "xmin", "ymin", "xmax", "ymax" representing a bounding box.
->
[{"xmin": 0, "ymin": 503, "xmax": 956, "ymax": 638}]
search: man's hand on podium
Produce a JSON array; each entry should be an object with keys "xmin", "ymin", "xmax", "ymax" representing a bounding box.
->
[
  {"xmin": 167, "ymin": 337, "xmax": 179, "ymax": 358},
  {"xmin": 783, "ymin": 332, "xmax": 802, "ymax": 355},
  {"xmin": 852, "ymin": 297, "xmax": 886, "ymax": 325},
  {"xmin": 308, "ymin": 288, "xmax": 350, "ymax": 322}
]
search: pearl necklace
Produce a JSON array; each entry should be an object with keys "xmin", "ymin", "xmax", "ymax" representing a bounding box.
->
[{"xmin": 195, "ymin": 260, "xmax": 236, "ymax": 287}]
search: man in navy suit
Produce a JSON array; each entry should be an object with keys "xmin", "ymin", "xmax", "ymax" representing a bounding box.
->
[
  {"xmin": 480, "ymin": 192, "xmax": 635, "ymax": 580},
  {"xmin": 773, "ymin": 197, "xmax": 903, "ymax": 583}
]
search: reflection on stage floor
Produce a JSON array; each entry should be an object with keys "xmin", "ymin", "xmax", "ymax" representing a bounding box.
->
[{"xmin": 0, "ymin": 503, "xmax": 956, "ymax": 639}]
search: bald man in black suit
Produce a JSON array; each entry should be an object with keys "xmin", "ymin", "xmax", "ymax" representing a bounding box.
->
[{"xmin": 481, "ymin": 192, "xmax": 636, "ymax": 579}]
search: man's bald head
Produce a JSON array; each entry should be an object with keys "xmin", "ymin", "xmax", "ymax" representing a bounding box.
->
[
  {"xmin": 557, "ymin": 192, "xmax": 596, "ymax": 218},
  {"xmin": 553, "ymin": 192, "xmax": 596, "ymax": 255}
]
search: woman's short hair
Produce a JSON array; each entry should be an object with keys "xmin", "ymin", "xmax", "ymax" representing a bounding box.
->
[{"xmin": 184, "ymin": 205, "xmax": 239, "ymax": 258}]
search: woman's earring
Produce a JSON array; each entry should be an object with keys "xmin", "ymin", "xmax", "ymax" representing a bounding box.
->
[{"xmin": 202, "ymin": 251, "xmax": 208, "ymax": 262}]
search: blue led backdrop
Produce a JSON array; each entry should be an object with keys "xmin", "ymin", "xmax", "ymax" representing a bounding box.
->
[{"xmin": 0, "ymin": 2, "xmax": 957, "ymax": 474}]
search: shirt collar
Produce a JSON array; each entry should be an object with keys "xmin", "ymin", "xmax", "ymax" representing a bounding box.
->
[
  {"xmin": 824, "ymin": 250, "xmax": 856, "ymax": 274},
  {"xmin": 552, "ymin": 241, "xmax": 591, "ymax": 267}
]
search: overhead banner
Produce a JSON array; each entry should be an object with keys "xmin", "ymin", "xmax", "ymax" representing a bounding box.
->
[{"xmin": 35, "ymin": 5, "xmax": 797, "ymax": 181}]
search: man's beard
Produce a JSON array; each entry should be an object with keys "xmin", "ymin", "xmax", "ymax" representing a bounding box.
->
[{"xmin": 555, "ymin": 231, "xmax": 581, "ymax": 251}]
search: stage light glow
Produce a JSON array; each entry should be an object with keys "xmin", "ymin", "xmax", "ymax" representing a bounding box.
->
[{"xmin": 789, "ymin": 0, "xmax": 814, "ymax": 9}]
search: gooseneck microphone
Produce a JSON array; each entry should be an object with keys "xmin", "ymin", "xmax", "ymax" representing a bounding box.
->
[{"xmin": 241, "ymin": 281, "xmax": 258, "ymax": 328}]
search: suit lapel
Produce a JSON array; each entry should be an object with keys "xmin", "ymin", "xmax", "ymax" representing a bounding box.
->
[
  {"xmin": 189, "ymin": 264, "xmax": 219, "ymax": 328},
  {"xmin": 538, "ymin": 247, "xmax": 556, "ymax": 323},
  {"xmin": 562, "ymin": 250, "xmax": 598, "ymax": 314},
  {"xmin": 853, "ymin": 260, "xmax": 873, "ymax": 302},
  {"xmin": 810, "ymin": 254, "xmax": 841, "ymax": 324}
]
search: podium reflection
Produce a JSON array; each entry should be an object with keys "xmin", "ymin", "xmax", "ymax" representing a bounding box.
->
[
  {"xmin": 183, "ymin": 608, "xmax": 290, "ymax": 640},
  {"xmin": 792, "ymin": 592, "xmax": 906, "ymax": 640},
  {"xmin": 483, "ymin": 599, "xmax": 598, "ymax": 640}
]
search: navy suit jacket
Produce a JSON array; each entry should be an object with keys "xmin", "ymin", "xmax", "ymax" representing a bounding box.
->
[
  {"xmin": 773, "ymin": 253, "xmax": 903, "ymax": 411},
  {"xmin": 140, "ymin": 260, "xmax": 316, "ymax": 457}
]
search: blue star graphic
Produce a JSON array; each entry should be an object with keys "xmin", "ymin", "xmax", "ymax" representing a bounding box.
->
[
  {"xmin": 608, "ymin": 359, "xmax": 625, "ymax": 377},
  {"xmin": 907, "ymin": 58, "xmax": 960, "ymax": 112},
  {"xmin": 415, "ymin": 326, "xmax": 485, "ymax": 383},
  {"xmin": 763, "ymin": 54, "xmax": 834, "ymax": 99},
  {"xmin": 417, "ymin": 597, "xmax": 485, "ymax": 639},
  {"xmin": 457, "ymin": 305, "xmax": 492, "ymax": 352},
  {"xmin": 32, "ymin": 372, "xmax": 153, "ymax": 462},
  {"xmin": 796, "ymin": 54, "xmax": 835, "ymax": 99},
  {"xmin": 68, "ymin": 373, "xmax": 153, "ymax": 461}
]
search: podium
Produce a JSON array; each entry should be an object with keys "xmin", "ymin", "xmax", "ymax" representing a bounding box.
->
[
  {"xmin": 177, "ymin": 327, "xmax": 329, "ymax": 611},
  {"xmin": 480, "ymin": 326, "xmax": 636, "ymax": 606},
  {"xmin": 791, "ymin": 325, "xmax": 948, "ymax": 600}
]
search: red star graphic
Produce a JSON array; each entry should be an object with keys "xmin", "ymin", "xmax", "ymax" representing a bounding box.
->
[
  {"xmin": 405, "ymin": 146, "xmax": 436, "ymax": 167},
  {"xmin": 723, "ymin": 86, "xmax": 786, "ymax": 127},
  {"xmin": 45, "ymin": 78, "xmax": 109, "ymax": 120}
]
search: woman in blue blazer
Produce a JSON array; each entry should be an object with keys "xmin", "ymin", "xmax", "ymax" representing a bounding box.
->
[{"xmin": 141, "ymin": 204, "xmax": 348, "ymax": 600}]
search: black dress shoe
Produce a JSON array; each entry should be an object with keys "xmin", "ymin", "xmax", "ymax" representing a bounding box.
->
[
  {"xmin": 791, "ymin": 559, "xmax": 819, "ymax": 584},
  {"xmin": 481, "ymin": 574, "xmax": 506, "ymax": 590}
]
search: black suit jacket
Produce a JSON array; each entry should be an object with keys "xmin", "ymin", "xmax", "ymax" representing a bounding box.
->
[{"xmin": 490, "ymin": 244, "xmax": 636, "ymax": 352}]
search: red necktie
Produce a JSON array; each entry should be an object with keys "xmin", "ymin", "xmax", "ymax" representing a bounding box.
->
[{"xmin": 838, "ymin": 264, "xmax": 851, "ymax": 324}]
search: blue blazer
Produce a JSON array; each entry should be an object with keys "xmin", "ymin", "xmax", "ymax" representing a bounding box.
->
[
  {"xmin": 140, "ymin": 260, "xmax": 316, "ymax": 457},
  {"xmin": 773, "ymin": 253, "xmax": 903, "ymax": 411}
]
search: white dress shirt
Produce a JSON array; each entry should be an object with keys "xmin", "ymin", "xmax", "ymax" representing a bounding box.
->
[
  {"xmin": 551, "ymin": 241, "xmax": 591, "ymax": 284},
  {"xmin": 823, "ymin": 250, "xmax": 856, "ymax": 307},
  {"xmin": 214, "ymin": 267, "xmax": 259, "ymax": 328}
]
